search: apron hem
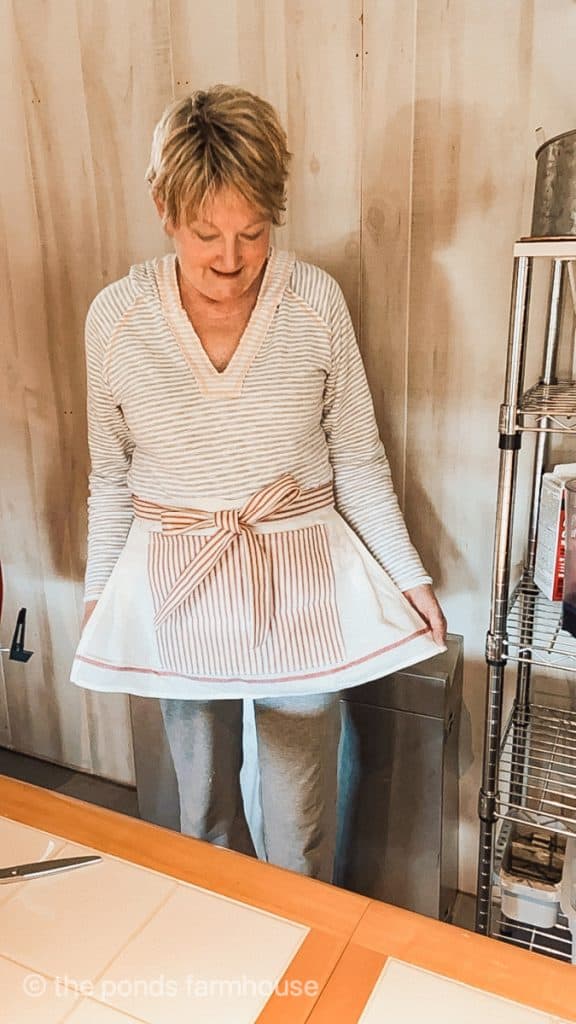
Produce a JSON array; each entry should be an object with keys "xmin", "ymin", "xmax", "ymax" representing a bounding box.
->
[{"xmin": 70, "ymin": 630, "xmax": 445, "ymax": 700}]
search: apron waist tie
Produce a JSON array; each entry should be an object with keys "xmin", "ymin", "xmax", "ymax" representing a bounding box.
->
[{"xmin": 132, "ymin": 474, "xmax": 334, "ymax": 650}]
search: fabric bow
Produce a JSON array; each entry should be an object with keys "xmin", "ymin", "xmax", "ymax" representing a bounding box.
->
[{"xmin": 153, "ymin": 474, "xmax": 303, "ymax": 650}]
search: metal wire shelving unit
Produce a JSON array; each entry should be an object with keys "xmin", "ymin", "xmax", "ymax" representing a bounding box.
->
[{"xmin": 475, "ymin": 239, "xmax": 576, "ymax": 960}]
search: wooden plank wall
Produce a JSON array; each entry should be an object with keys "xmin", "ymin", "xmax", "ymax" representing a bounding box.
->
[
  {"xmin": 0, "ymin": 0, "xmax": 574, "ymax": 893},
  {"xmin": 403, "ymin": 0, "xmax": 575, "ymax": 892},
  {"xmin": 0, "ymin": 0, "xmax": 362, "ymax": 778}
]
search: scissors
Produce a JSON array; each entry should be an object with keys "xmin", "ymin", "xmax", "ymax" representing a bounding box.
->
[{"xmin": 0, "ymin": 855, "xmax": 102, "ymax": 883}]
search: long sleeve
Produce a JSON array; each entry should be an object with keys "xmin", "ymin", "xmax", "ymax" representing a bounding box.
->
[
  {"xmin": 322, "ymin": 279, "xmax": 432, "ymax": 592},
  {"xmin": 84, "ymin": 300, "xmax": 135, "ymax": 601}
]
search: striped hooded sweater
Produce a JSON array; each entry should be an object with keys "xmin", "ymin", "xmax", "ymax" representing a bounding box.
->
[{"xmin": 84, "ymin": 246, "xmax": 431, "ymax": 603}]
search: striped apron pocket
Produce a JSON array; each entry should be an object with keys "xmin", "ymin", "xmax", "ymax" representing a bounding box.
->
[{"xmin": 147, "ymin": 523, "xmax": 345, "ymax": 678}]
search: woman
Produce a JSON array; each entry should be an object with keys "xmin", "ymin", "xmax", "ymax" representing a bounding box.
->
[{"xmin": 71, "ymin": 85, "xmax": 446, "ymax": 883}]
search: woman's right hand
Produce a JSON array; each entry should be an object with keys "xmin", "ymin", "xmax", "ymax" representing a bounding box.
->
[{"xmin": 81, "ymin": 600, "xmax": 98, "ymax": 633}]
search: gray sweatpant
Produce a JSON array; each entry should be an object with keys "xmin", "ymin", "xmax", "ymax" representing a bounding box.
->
[{"xmin": 159, "ymin": 691, "xmax": 341, "ymax": 883}]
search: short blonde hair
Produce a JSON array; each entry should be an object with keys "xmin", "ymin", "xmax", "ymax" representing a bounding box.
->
[{"xmin": 146, "ymin": 85, "xmax": 291, "ymax": 228}]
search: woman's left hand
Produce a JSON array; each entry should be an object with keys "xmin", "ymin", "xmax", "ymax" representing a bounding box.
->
[{"xmin": 402, "ymin": 583, "xmax": 447, "ymax": 647}]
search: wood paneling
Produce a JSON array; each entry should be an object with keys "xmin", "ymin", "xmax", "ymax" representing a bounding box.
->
[
  {"xmin": 405, "ymin": 0, "xmax": 534, "ymax": 893},
  {"xmin": 1, "ymin": 0, "xmax": 175, "ymax": 784},
  {"xmin": 0, "ymin": 0, "xmax": 361, "ymax": 785},
  {"xmin": 279, "ymin": 1, "xmax": 362, "ymax": 321},
  {"xmin": 1, "ymin": 0, "xmax": 92, "ymax": 769},
  {"xmin": 361, "ymin": 0, "xmax": 416, "ymax": 496},
  {"xmin": 76, "ymin": 0, "xmax": 174, "ymax": 277},
  {"xmin": 75, "ymin": 0, "xmax": 175, "ymax": 785}
]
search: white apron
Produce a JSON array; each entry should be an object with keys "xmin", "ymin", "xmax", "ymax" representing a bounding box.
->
[{"xmin": 70, "ymin": 474, "xmax": 444, "ymax": 699}]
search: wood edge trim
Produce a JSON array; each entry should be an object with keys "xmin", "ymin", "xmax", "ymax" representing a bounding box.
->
[{"xmin": 0, "ymin": 777, "xmax": 368, "ymax": 936}]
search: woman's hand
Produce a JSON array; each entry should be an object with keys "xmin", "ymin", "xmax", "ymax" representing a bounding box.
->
[
  {"xmin": 402, "ymin": 583, "xmax": 447, "ymax": 647},
  {"xmin": 81, "ymin": 600, "xmax": 98, "ymax": 634}
]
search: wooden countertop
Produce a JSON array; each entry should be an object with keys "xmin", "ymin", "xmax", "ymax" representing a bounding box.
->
[
  {"xmin": 1, "ymin": 775, "xmax": 575, "ymax": 1023},
  {"xmin": 307, "ymin": 900, "xmax": 576, "ymax": 1022}
]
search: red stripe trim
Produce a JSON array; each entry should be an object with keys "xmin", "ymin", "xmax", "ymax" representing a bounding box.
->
[{"xmin": 74, "ymin": 626, "xmax": 432, "ymax": 685}]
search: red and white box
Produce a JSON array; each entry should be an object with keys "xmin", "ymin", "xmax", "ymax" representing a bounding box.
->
[{"xmin": 534, "ymin": 464, "xmax": 576, "ymax": 601}]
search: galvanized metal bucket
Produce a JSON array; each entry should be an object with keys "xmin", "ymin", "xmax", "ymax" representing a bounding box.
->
[{"xmin": 531, "ymin": 129, "xmax": 576, "ymax": 237}]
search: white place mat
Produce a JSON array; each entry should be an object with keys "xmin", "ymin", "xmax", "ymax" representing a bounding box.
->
[{"xmin": 358, "ymin": 958, "xmax": 566, "ymax": 1024}]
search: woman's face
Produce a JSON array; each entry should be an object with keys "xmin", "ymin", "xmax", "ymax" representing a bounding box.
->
[{"xmin": 157, "ymin": 187, "xmax": 272, "ymax": 304}]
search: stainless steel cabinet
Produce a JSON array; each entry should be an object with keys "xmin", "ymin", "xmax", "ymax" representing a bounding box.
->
[{"xmin": 334, "ymin": 635, "xmax": 463, "ymax": 921}]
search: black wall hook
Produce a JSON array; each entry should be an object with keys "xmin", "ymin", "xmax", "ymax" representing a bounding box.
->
[{"xmin": 10, "ymin": 609, "xmax": 33, "ymax": 663}]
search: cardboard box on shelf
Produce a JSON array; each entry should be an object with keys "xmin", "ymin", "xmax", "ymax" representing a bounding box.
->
[{"xmin": 534, "ymin": 463, "xmax": 576, "ymax": 601}]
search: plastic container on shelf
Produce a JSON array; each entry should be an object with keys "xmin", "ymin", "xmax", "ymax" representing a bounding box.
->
[
  {"xmin": 497, "ymin": 825, "xmax": 565, "ymax": 930},
  {"xmin": 499, "ymin": 868, "xmax": 561, "ymax": 929}
]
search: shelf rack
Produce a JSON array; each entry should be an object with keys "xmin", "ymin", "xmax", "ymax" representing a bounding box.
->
[
  {"xmin": 497, "ymin": 703, "xmax": 576, "ymax": 835},
  {"xmin": 506, "ymin": 582, "xmax": 576, "ymax": 672},
  {"xmin": 476, "ymin": 238, "xmax": 576, "ymax": 952},
  {"xmin": 518, "ymin": 380, "xmax": 576, "ymax": 432}
]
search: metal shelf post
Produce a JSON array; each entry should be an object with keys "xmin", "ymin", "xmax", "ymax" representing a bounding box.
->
[{"xmin": 476, "ymin": 255, "xmax": 532, "ymax": 934}]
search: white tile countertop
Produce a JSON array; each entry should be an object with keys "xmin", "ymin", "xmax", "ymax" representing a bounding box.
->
[
  {"xmin": 2, "ymin": 775, "xmax": 576, "ymax": 1024},
  {"xmin": 358, "ymin": 960, "xmax": 572, "ymax": 1024},
  {"xmin": 0, "ymin": 778, "xmax": 369, "ymax": 1023},
  {"xmin": 0, "ymin": 818, "xmax": 308, "ymax": 1023}
]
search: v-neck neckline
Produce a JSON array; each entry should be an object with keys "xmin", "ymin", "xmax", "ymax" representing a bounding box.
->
[{"xmin": 154, "ymin": 247, "xmax": 296, "ymax": 398}]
